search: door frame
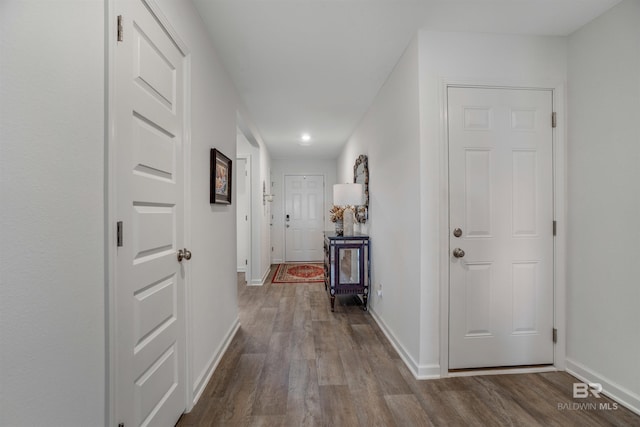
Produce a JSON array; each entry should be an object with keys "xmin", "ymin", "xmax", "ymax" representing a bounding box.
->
[
  {"xmin": 236, "ymin": 154, "xmax": 252, "ymax": 280},
  {"xmin": 105, "ymin": 1, "xmax": 193, "ymax": 425},
  {"xmin": 437, "ymin": 80, "xmax": 567, "ymax": 377}
]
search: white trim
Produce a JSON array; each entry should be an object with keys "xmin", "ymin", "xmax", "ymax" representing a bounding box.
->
[
  {"xmin": 437, "ymin": 80, "xmax": 567, "ymax": 376},
  {"xmin": 182, "ymin": 53, "xmax": 193, "ymax": 411},
  {"xmin": 249, "ymin": 265, "xmax": 271, "ymax": 286},
  {"xmin": 105, "ymin": 2, "xmax": 116, "ymax": 426},
  {"xmin": 272, "ymin": 258, "xmax": 284, "ymax": 264},
  {"xmin": 235, "ymin": 154, "xmax": 252, "ymax": 281},
  {"xmin": 437, "ymin": 78, "xmax": 450, "ymax": 379},
  {"xmin": 449, "ymin": 366, "xmax": 557, "ymax": 378},
  {"xmin": 551, "ymin": 84, "xmax": 567, "ymax": 371},
  {"xmin": 369, "ymin": 309, "xmax": 440, "ymax": 380},
  {"xmin": 566, "ymin": 358, "xmax": 640, "ymax": 416},
  {"xmin": 191, "ymin": 318, "xmax": 241, "ymax": 407}
]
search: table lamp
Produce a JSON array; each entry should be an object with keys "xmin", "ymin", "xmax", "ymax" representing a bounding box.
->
[{"xmin": 333, "ymin": 183, "xmax": 364, "ymax": 236}]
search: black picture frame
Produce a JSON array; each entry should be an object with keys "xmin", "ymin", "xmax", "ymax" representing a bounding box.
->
[{"xmin": 210, "ymin": 148, "xmax": 232, "ymax": 204}]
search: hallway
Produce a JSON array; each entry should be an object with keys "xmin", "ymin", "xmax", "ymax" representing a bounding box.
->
[{"xmin": 177, "ymin": 268, "xmax": 639, "ymax": 426}]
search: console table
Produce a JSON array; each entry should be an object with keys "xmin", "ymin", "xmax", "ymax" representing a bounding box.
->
[{"xmin": 323, "ymin": 232, "xmax": 370, "ymax": 312}]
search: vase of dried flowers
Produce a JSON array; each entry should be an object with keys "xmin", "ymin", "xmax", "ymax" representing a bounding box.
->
[
  {"xmin": 335, "ymin": 219, "xmax": 343, "ymax": 235},
  {"xmin": 329, "ymin": 205, "xmax": 345, "ymax": 235}
]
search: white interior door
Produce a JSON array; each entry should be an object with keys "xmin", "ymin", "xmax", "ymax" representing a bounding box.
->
[
  {"xmin": 448, "ymin": 87, "xmax": 554, "ymax": 370},
  {"xmin": 284, "ymin": 175, "xmax": 324, "ymax": 262},
  {"xmin": 115, "ymin": 1, "xmax": 187, "ymax": 425},
  {"xmin": 236, "ymin": 157, "xmax": 251, "ymax": 277}
]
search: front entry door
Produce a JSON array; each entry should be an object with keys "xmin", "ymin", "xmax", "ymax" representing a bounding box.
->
[
  {"xmin": 284, "ymin": 175, "xmax": 324, "ymax": 262},
  {"xmin": 115, "ymin": 1, "xmax": 187, "ymax": 425},
  {"xmin": 448, "ymin": 87, "xmax": 554, "ymax": 369}
]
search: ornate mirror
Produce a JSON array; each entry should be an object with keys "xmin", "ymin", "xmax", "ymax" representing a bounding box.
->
[{"xmin": 353, "ymin": 154, "xmax": 369, "ymax": 223}]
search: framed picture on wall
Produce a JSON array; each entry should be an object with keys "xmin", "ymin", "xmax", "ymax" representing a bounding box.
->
[{"xmin": 210, "ymin": 148, "xmax": 232, "ymax": 204}]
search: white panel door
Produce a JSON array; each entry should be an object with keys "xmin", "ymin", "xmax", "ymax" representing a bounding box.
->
[
  {"xmin": 115, "ymin": 1, "xmax": 186, "ymax": 425},
  {"xmin": 236, "ymin": 157, "xmax": 251, "ymax": 276},
  {"xmin": 284, "ymin": 175, "xmax": 324, "ymax": 262},
  {"xmin": 448, "ymin": 87, "xmax": 554, "ymax": 369}
]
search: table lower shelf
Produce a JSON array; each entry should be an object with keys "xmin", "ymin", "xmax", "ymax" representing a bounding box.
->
[{"xmin": 326, "ymin": 284, "xmax": 369, "ymax": 312}]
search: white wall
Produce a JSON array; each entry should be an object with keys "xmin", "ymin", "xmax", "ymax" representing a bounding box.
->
[
  {"xmin": 417, "ymin": 31, "xmax": 567, "ymax": 375},
  {"xmin": 566, "ymin": 0, "xmax": 640, "ymax": 411},
  {"xmin": 338, "ymin": 31, "xmax": 568, "ymax": 378},
  {"xmin": 153, "ymin": 0, "xmax": 243, "ymax": 405},
  {"xmin": 1, "ymin": 1, "xmax": 267, "ymax": 423},
  {"xmin": 337, "ymin": 36, "xmax": 423, "ymax": 370},
  {"xmin": 271, "ymin": 158, "xmax": 337, "ymax": 263},
  {"xmin": 0, "ymin": 2, "xmax": 105, "ymax": 425}
]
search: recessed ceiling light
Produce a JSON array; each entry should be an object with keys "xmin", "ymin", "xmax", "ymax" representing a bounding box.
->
[{"xmin": 299, "ymin": 133, "xmax": 312, "ymax": 146}]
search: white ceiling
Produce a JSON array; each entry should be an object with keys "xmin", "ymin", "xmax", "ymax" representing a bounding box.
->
[{"xmin": 193, "ymin": 0, "xmax": 620, "ymax": 159}]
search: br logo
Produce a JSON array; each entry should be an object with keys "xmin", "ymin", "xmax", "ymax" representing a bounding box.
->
[{"xmin": 573, "ymin": 383, "xmax": 602, "ymax": 398}]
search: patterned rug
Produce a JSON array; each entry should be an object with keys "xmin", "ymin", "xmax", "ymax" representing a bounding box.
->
[{"xmin": 271, "ymin": 263, "xmax": 324, "ymax": 283}]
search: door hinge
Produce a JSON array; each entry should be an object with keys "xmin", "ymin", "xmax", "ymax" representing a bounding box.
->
[
  {"xmin": 117, "ymin": 221, "xmax": 123, "ymax": 247},
  {"xmin": 117, "ymin": 15, "xmax": 124, "ymax": 42},
  {"xmin": 245, "ymin": 259, "xmax": 248, "ymax": 265},
  {"xmin": 551, "ymin": 112, "xmax": 557, "ymax": 128},
  {"xmin": 553, "ymin": 328, "xmax": 558, "ymax": 343},
  {"xmin": 553, "ymin": 220, "xmax": 557, "ymax": 236}
]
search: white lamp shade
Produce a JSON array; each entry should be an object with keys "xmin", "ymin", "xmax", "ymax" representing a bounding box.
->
[{"xmin": 333, "ymin": 183, "xmax": 364, "ymax": 206}]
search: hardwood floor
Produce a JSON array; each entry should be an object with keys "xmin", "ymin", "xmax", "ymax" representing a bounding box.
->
[{"xmin": 177, "ymin": 266, "xmax": 639, "ymax": 426}]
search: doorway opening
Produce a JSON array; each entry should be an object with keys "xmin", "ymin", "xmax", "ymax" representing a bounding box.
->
[{"xmin": 236, "ymin": 155, "xmax": 251, "ymax": 281}]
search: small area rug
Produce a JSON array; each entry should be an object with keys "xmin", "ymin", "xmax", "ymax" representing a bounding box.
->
[{"xmin": 272, "ymin": 263, "xmax": 324, "ymax": 284}]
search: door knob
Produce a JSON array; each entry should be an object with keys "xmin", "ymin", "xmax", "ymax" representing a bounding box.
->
[
  {"xmin": 452, "ymin": 248, "xmax": 465, "ymax": 258},
  {"xmin": 177, "ymin": 248, "xmax": 192, "ymax": 262}
]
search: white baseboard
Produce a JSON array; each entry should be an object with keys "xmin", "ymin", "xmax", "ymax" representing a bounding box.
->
[
  {"xmin": 237, "ymin": 266, "xmax": 246, "ymax": 273},
  {"xmin": 190, "ymin": 317, "xmax": 241, "ymax": 407},
  {"xmin": 448, "ymin": 366, "xmax": 557, "ymax": 378},
  {"xmin": 272, "ymin": 258, "xmax": 283, "ymax": 264},
  {"xmin": 566, "ymin": 358, "xmax": 640, "ymax": 416},
  {"xmin": 249, "ymin": 266, "xmax": 271, "ymax": 286},
  {"xmin": 369, "ymin": 308, "xmax": 440, "ymax": 380}
]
